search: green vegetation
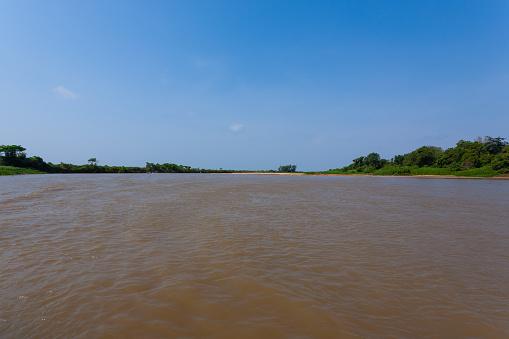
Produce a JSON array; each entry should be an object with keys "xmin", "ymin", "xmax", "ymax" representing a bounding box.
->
[
  {"xmin": 278, "ymin": 164, "xmax": 297, "ymax": 172},
  {"xmin": 2, "ymin": 135, "xmax": 508, "ymax": 177},
  {"xmin": 323, "ymin": 136, "xmax": 509, "ymax": 177},
  {"xmin": 0, "ymin": 166, "xmax": 44, "ymax": 175},
  {"xmin": 0, "ymin": 145, "xmax": 237, "ymax": 175},
  {"xmin": 145, "ymin": 162, "xmax": 233, "ymax": 173}
]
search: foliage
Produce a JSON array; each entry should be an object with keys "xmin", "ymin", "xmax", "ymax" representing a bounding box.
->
[
  {"xmin": 491, "ymin": 145, "xmax": 509, "ymax": 172},
  {"xmin": 0, "ymin": 145, "xmax": 27, "ymax": 166},
  {"xmin": 454, "ymin": 166, "xmax": 499, "ymax": 177},
  {"xmin": 408, "ymin": 167, "xmax": 454, "ymax": 176},
  {"xmin": 364, "ymin": 153, "xmax": 382, "ymax": 169},
  {"xmin": 0, "ymin": 166, "xmax": 43, "ymax": 175},
  {"xmin": 402, "ymin": 146, "xmax": 443, "ymax": 167},
  {"xmin": 0, "ymin": 145, "xmax": 26, "ymax": 158},
  {"xmin": 373, "ymin": 165, "xmax": 411, "ymax": 175},
  {"xmin": 437, "ymin": 139, "xmax": 495, "ymax": 170},
  {"xmin": 0, "ymin": 145, "xmax": 231, "ymax": 175},
  {"xmin": 393, "ymin": 155, "xmax": 404, "ymax": 166},
  {"xmin": 278, "ymin": 164, "xmax": 297, "ymax": 172},
  {"xmin": 476, "ymin": 136, "xmax": 508, "ymax": 155},
  {"xmin": 323, "ymin": 135, "xmax": 509, "ymax": 177},
  {"xmin": 2, "ymin": 137, "xmax": 508, "ymax": 177}
]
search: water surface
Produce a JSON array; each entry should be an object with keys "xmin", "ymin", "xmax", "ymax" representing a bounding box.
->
[{"xmin": 1, "ymin": 174, "xmax": 508, "ymax": 338}]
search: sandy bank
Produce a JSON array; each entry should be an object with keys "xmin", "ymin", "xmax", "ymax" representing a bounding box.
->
[{"xmin": 231, "ymin": 172, "xmax": 509, "ymax": 180}]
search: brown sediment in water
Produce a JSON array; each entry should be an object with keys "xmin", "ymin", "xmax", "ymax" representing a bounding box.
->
[{"xmin": 1, "ymin": 174, "xmax": 508, "ymax": 338}]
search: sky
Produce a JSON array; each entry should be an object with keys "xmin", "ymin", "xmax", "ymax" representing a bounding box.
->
[{"xmin": 1, "ymin": 0, "xmax": 508, "ymax": 171}]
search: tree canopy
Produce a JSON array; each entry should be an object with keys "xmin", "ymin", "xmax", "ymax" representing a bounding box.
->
[
  {"xmin": 0, "ymin": 145, "xmax": 26, "ymax": 158},
  {"xmin": 278, "ymin": 164, "xmax": 297, "ymax": 172},
  {"xmin": 0, "ymin": 145, "xmax": 27, "ymax": 166},
  {"xmin": 328, "ymin": 136, "xmax": 508, "ymax": 176}
]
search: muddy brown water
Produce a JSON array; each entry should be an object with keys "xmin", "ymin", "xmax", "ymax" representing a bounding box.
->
[{"xmin": 1, "ymin": 174, "xmax": 508, "ymax": 338}]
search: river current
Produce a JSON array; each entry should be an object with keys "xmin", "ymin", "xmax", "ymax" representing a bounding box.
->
[{"xmin": 1, "ymin": 174, "xmax": 508, "ymax": 338}]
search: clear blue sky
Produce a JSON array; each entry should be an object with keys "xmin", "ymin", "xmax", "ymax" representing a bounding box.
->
[{"xmin": 1, "ymin": 0, "xmax": 508, "ymax": 171}]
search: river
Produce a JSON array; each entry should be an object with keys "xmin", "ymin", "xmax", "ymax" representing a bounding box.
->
[{"xmin": 1, "ymin": 174, "xmax": 508, "ymax": 338}]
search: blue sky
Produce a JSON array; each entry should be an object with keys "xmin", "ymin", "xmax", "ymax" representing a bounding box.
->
[{"xmin": 1, "ymin": 0, "xmax": 508, "ymax": 171}]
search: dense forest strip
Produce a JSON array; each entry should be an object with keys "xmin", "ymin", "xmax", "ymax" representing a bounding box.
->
[{"xmin": 308, "ymin": 136, "xmax": 509, "ymax": 177}]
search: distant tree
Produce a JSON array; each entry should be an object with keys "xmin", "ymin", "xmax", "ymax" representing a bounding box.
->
[
  {"xmin": 146, "ymin": 162, "xmax": 157, "ymax": 172},
  {"xmin": 88, "ymin": 158, "xmax": 98, "ymax": 166},
  {"xmin": 352, "ymin": 156, "xmax": 364, "ymax": 168},
  {"xmin": 482, "ymin": 136, "xmax": 508, "ymax": 155},
  {"xmin": 436, "ymin": 139, "xmax": 492, "ymax": 169},
  {"xmin": 403, "ymin": 146, "xmax": 443, "ymax": 167},
  {"xmin": 0, "ymin": 145, "xmax": 27, "ymax": 166},
  {"xmin": 0, "ymin": 145, "xmax": 26, "ymax": 158},
  {"xmin": 278, "ymin": 164, "xmax": 297, "ymax": 172},
  {"xmin": 491, "ymin": 145, "xmax": 509, "ymax": 172},
  {"xmin": 364, "ymin": 152, "xmax": 381, "ymax": 169},
  {"xmin": 393, "ymin": 155, "xmax": 404, "ymax": 166}
]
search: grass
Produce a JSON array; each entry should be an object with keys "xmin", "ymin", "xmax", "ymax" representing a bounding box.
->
[
  {"xmin": 409, "ymin": 167, "xmax": 455, "ymax": 176},
  {"xmin": 307, "ymin": 165, "xmax": 502, "ymax": 177},
  {"xmin": 373, "ymin": 166, "xmax": 412, "ymax": 176},
  {"xmin": 305, "ymin": 169, "xmax": 354, "ymax": 175},
  {"xmin": 0, "ymin": 164, "xmax": 501, "ymax": 178},
  {"xmin": 454, "ymin": 166, "xmax": 499, "ymax": 177},
  {"xmin": 0, "ymin": 166, "xmax": 45, "ymax": 175}
]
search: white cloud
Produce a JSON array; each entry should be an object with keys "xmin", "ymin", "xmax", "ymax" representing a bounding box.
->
[
  {"xmin": 229, "ymin": 124, "xmax": 243, "ymax": 132},
  {"xmin": 53, "ymin": 86, "xmax": 78, "ymax": 99}
]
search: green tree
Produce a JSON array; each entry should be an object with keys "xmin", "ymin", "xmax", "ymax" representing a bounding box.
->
[
  {"xmin": 491, "ymin": 145, "xmax": 509, "ymax": 171},
  {"xmin": 482, "ymin": 136, "xmax": 508, "ymax": 155},
  {"xmin": 0, "ymin": 145, "xmax": 27, "ymax": 166},
  {"xmin": 437, "ymin": 140, "xmax": 490, "ymax": 169},
  {"xmin": 278, "ymin": 164, "xmax": 297, "ymax": 172},
  {"xmin": 352, "ymin": 156, "xmax": 364, "ymax": 168},
  {"xmin": 393, "ymin": 155, "xmax": 404, "ymax": 166},
  {"xmin": 402, "ymin": 146, "xmax": 443, "ymax": 167},
  {"xmin": 364, "ymin": 152, "xmax": 381, "ymax": 169}
]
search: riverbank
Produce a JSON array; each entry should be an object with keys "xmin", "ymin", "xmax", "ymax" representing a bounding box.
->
[
  {"xmin": 0, "ymin": 166, "xmax": 44, "ymax": 175},
  {"xmin": 2, "ymin": 166, "xmax": 508, "ymax": 179},
  {"xmin": 232, "ymin": 172, "xmax": 509, "ymax": 179}
]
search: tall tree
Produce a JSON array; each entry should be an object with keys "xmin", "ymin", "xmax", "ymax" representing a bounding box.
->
[
  {"xmin": 278, "ymin": 164, "xmax": 297, "ymax": 172},
  {"xmin": 482, "ymin": 136, "xmax": 508, "ymax": 155},
  {"xmin": 0, "ymin": 145, "xmax": 26, "ymax": 166}
]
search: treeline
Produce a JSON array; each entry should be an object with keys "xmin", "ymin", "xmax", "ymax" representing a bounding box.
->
[
  {"xmin": 278, "ymin": 164, "xmax": 297, "ymax": 172},
  {"xmin": 3, "ymin": 136, "xmax": 509, "ymax": 177},
  {"xmin": 145, "ymin": 163, "xmax": 233, "ymax": 173},
  {"xmin": 0, "ymin": 145, "xmax": 232, "ymax": 175},
  {"xmin": 323, "ymin": 136, "xmax": 509, "ymax": 177}
]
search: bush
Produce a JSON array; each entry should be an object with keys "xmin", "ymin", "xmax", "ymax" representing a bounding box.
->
[
  {"xmin": 373, "ymin": 165, "xmax": 411, "ymax": 175},
  {"xmin": 0, "ymin": 166, "xmax": 44, "ymax": 175},
  {"xmin": 278, "ymin": 164, "xmax": 297, "ymax": 172},
  {"xmin": 409, "ymin": 167, "xmax": 454, "ymax": 175},
  {"xmin": 455, "ymin": 166, "xmax": 499, "ymax": 177}
]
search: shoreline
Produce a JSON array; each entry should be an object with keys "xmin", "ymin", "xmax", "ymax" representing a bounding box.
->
[{"xmin": 231, "ymin": 172, "xmax": 509, "ymax": 180}]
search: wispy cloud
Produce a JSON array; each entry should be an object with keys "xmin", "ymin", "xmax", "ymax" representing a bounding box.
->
[
  {"xmin": 229, "ymin": 124, "xmax": 243, "ymax": 132},
  {"xmin": 53, "ymin": 86, "xmax": 78, "ymax": 99}
]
